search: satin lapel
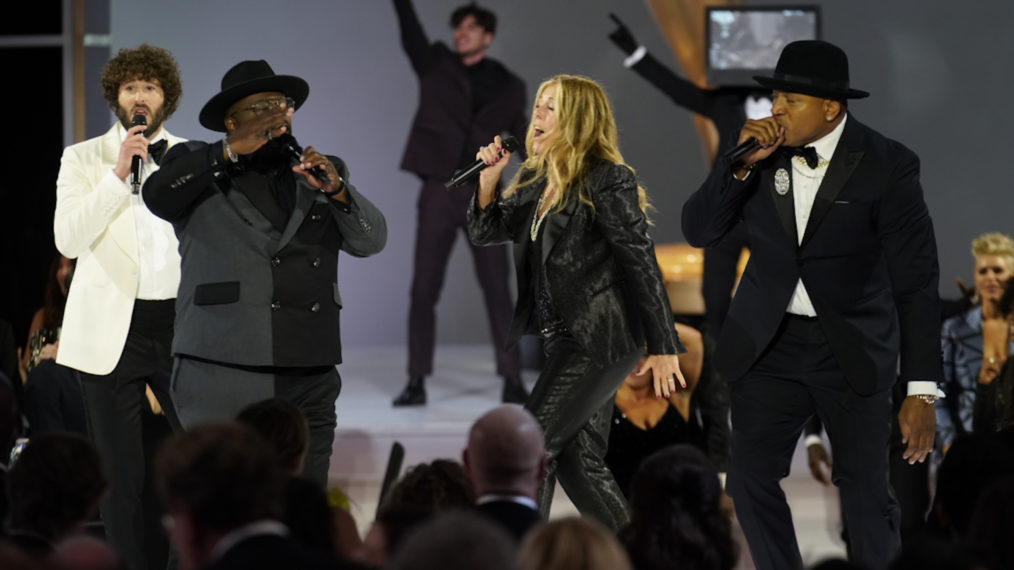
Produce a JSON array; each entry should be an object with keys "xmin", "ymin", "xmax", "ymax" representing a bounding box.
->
[
  {"xmin": 541, "ymin": 188, "xmax": 579, "ymax": 266},
  {"xmin": 100, "ymin": 126, "xmax": 140, "ymax": 266},
  {"xmin": 278, "ymin": 181, "xmax": 316, "ymax": 249},
  {"xmin": 766, "ymin": 157, "xmax": 798, "ymax": 245},
  {"xmin": 800, "ymin": 126, "xmax": 865, "ymax": 247}
]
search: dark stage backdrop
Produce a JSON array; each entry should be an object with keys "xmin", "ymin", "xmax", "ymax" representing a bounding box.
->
[{"xmin": 82, "ymin": 0, "xmax": 1011, "ymax": 349}]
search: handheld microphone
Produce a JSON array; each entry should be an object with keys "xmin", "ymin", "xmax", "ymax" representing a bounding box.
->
[
  {"xmin": 278, "ymin": 134, "xmax": 331, "ymax": 187},
  {"xmin": 445, "ymin": 136, "xmax": 520, "ymax": 189},
  {"xmin": 130, "ymin": 114, "xmax": 147, "ymax": 194},
  {"xmin": 723, "ymin": 137, "xmax": 760, "ymax": 166}
]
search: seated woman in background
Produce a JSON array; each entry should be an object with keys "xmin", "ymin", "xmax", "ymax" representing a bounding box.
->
[
  {"xmin": 19, "ymin": 254, "xmax": 86, "ymax": 435},
  {"xmin": 937, "ymin": 232, "xmax": 1014, "ymax": 454},
  {"xmin": 974, "ymin": 277, "xmax": 1014, "ymax": 435},
  {"xmin": 605, "ymin": 322, "xmax": 704, "ymax": 497}
]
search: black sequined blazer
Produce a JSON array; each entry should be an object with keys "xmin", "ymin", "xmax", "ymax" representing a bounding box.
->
[{"xmin": 468, "ymin": 159, "xmax": 683, "ymax": 366}]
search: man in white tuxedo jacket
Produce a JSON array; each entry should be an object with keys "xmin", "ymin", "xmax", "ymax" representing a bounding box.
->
[{"xmin": 54, "ymin": 44, "xmax": 185, "ymax": 570}]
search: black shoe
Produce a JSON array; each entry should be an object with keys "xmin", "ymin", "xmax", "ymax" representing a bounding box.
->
[
  {"xmin": 393, "ymin": 376, "xmax": 426, "ymax": 406},
  {"xmin": 501, "ymin": 375, "xmax": 529, "ymax": 404}
]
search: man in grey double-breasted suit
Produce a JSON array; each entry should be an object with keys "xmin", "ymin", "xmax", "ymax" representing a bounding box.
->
[{"xmin": 144, "ymin": 60, "xmax": 387, "ymax": 487}]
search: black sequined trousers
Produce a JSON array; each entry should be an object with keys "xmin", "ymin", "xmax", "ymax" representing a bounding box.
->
[{"xmin": 525, "ymin": 333, "xmax": 641, "ymax": 531}]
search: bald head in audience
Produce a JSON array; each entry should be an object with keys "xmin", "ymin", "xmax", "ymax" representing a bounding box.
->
[{"xmin": 463, "ymin": 404, "xmax": 545, "ymax": 498}]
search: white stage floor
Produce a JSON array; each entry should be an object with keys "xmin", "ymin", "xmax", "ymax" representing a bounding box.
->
[{"xmin": 329, "ymin": 345, "xmax": 847, "ymax": 568}]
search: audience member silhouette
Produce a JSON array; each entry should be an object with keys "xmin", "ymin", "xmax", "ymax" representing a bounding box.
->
[
  {"xmin": 50, "ymin": 534, "xmax": 127, "ymax": 570},
  {"xmin": 463, "ymin": 404, "xmax": 545, "ymax": 542},
  {"xmin": 387, "ymin": 510, "xmax": 518, "ymax": 570},
  {"xmin": 236, "ymin": 398, "xmax": 343, "ymax": 558},
  {"xmin": 20, "ymin": 255, "xmax": 85, "ymax": 435},
  {"xmin": 619, "ymin": 444, "xmax": 736, "ymax": 570},
  {"xmin": 3, "ymin": 433, "xmax": 106, "ymax": 557},
  {"xmin": 519, "ymin": 516, "xmax": 632, "ymax": 570},
  {"xmin": 358, "ymin": 507, "xmax": 431, "ymax": 569},
  {"xmin": 154, "ymin": 423, "xmax": 363, "ymax": 570},
  {"xmin": 962, "ymin": 474, "xmax": 1014, "ymax": 570},
  {"xmin": 379, "ymin": 459, "xmax": 476, "ymax": 513},
  {"xmin": 929, "ymin": 431, "xmax": 1014, "ymax": 539}
]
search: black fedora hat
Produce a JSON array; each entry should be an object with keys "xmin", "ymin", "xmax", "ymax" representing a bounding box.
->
[
  {"xmin": 199, "ymin": 60, "xmax": 309, "ymax": 132},
  {"xmin": 754, "ymin": 40, "xmax": 869, "ymax": 100}
]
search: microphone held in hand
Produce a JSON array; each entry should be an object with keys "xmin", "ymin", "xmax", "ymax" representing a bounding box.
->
[
  {"xmin": 277, "ymin": 134, "xmax": 331, "ymax": 188},
  {"xmin": 445, "ymin": 135, "xmax": 520, "ymax": 189},
  {"xmin": 130, "ymin": 114, "xmax": 147, "ymax": 194},
  {"xmin": 724, "ymin": 137, "xmax": 761, "ymax": 166}
]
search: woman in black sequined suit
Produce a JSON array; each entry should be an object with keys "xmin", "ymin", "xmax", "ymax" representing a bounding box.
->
[{"xmin": 467, "ymin": 74, "xmax": 686, "ymax": 530}]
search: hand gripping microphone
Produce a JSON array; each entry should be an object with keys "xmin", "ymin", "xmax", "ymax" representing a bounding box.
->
[
  {"xmin": 277, "ymin": 133, "xmax": 331, "ymax": 188},
  {"xmin": 130, "ymin": 114, "xmax": 147, "ymax": 194},
  {"xmin": 723, "ymin": 137, "xmax": 761, "ymax": 166},
  {"xmin": 445, "ymin": 136, "xmax": 520, "ymax": 189}
]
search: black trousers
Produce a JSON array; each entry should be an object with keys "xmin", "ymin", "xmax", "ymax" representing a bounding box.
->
[
  {"xmin": 727, "ymin": 315, "xmax": 899, "ymax": 570},
  {"xmin": 171, "ymin": 356, "xmax": 341, "ymax": 488},
  {"xmin": 79, "ymin": 299, "xmax": 181, "ymax": 570},
  {"xmin": 408, "ymin": 179, "xmax": 519, "ymax": 377},
  {"xmin": 525, "ymin": 333, "xmax": 640, "ymax": 531}
]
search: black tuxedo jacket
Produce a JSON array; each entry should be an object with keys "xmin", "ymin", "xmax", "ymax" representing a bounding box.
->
[
  {"xmin": 394, "ymin": 0, "xmax": 527, "ymax": 180},
  {"xmin": 144, "ymin": 141, "xmax": 387, "ymax": 368},
  {"xmin": 469, "ymin": 160, "xmax": 683, "ymax": 366},
  {"xmin": 476, "ymin": 499, "xmax": 542, "ymax": 543},
  {"xmin": 682, "ymin": 116, "xmax": 943, "ymax": 395}
]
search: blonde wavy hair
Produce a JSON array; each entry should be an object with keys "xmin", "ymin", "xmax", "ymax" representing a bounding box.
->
[
  {"xmin": 503, "ymin": 74, "xmax": 650, "ymax": 217},
  {"xmin": 971, "ymin": 232, "xmax": 1014, "ymax": 270},
  {"xmin": 519, "ymin": 516, "xmax": 632, "ymax": 570}
]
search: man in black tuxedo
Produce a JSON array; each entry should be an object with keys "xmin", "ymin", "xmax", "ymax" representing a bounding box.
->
[
  {"xmin": 463, "ymin": 404, "xmax": 545, "ymax": 542},
  {"xmin": 682, "ymin": 40, "xmax": 943, "ymax": 570},
  {"xmin": 391, "ymin": 0, "xmax": 528, "ymax": 406}
]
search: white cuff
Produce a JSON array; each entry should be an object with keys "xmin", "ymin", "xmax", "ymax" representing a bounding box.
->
[
  {"xmin": 907, "ymin": 381, "xmax": 945, "ymax": 398},
  {"xmin": 804, "ymin": 434, "xmax": 823, "ymax": 448},
  {"xmin": 717, "ymin": 472, "xmax": 726, "ymax": 489},
  {"xmin": 623, "ymin": 45, "xmax": 647, "ymax": 68}
]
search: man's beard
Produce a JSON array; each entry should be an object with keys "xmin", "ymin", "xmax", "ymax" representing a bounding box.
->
[{"xmin": 116, "ymin": 105, "xmax": 168, "ymax": 138}]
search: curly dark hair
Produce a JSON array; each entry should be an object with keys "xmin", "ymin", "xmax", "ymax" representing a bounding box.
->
[
  {"xmin": 380, "ymin": 459, "xmax": 476, "ymax": 512},
  {"xmin": 619, "ymin": 445, "xmax": 737, "ymax": 570},
  {"xmin": 450, "ymin": 3, "xmax": 496, "ymax": 34},
  {"xmin": 100, "ymin": 44, "xmax": 182, "ymax": 118}
]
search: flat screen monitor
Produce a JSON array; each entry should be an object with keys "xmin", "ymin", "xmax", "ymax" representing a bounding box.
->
[{"xmin": 705, "ymin": 6, "xmax": 821, "ymax": 87}]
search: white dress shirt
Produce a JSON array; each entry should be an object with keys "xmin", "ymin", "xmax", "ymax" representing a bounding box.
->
[
  {"xmin": 784, "ymin": 114, "xmax": 847, "ymax": 317},
  {"xmin": 116, "ymin": 123, "xmax": 179, "ymax": 300}
]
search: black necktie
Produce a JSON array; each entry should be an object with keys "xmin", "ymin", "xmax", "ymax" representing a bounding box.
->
[
  {"xmin": 783, "ymin": 145, "xmax": 819, "ymax": 169},
  {"xmin": 148, "ymin": 139, "xmax": 168, "ymax": 165}
]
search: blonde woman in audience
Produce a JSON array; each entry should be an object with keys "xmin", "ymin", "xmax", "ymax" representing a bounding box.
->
[
  {"xmin": 937, "ymin": 232, "xmax": 1014, "ymax": 453},
  {"xmin": 519, "ymin": 516, "xmax": 632, "ymax": 570}
]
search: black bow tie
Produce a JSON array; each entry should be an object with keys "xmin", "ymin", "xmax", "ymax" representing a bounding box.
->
[
  {"xmin": 783, "ymin": 145, "xmax": 820, "ymax": 169},
  {"xmin": 148, "ymin": 139, "xmax": 168, "ymax": 165}
]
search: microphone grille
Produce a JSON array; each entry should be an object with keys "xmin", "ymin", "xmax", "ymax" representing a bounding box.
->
[
  {"xmin": 131, "ymin": 114, "xmax": 147, "ymax": 127},
  {"xmin": 502, "ymin": 136, "xmax": 520, "ymax": 153}
]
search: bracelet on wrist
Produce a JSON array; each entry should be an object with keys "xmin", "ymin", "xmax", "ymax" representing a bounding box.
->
[
  {"xmin": 223, "ymin": 138, "xmax": 238, "ymax": 163},
  {"xmin": 320, "ymin": 175, "xmax": 346, "ymax": 196}
]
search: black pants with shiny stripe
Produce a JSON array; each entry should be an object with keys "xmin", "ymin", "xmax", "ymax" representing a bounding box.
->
[{"xmin": 525, "ymin": 333, "xmax": 641, "ymax": 531}]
